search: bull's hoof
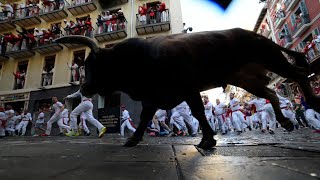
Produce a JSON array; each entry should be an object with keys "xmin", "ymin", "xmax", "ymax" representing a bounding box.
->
[
  {"xmin": 197, "ymin": 138, "xmax": 217, "ymax": 149},
  {"xmin": 123, "ymin": 135, "xmax": 142, "ymax": 147},
  {"xmin": 281, "ymin": 119, "xmax": 294, "ymax": 132}
]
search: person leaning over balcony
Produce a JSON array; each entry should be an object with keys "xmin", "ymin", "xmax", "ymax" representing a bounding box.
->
[
  {"xmin": 111, "ymin": 13, "xmax": 117, "ymax": 31},
  {"xmin": 149, "ymin": 7, "xmax": 156, "ymax": 24},
  {"xmin": 52, "ymin": 23, "xmax": 62, "ymax": 38},
  {"xmin": 158, "ymin": 1, "xmax": 167, "ymax": 22},
  {"xmin": 34, "ymin": 28, "xmax": 43, "ymax": 46},
  {"xmin": 84, "ymin": 16, "xmax": 93, "ymax": 38},
  {"xmin": 117, "ymin": 10, "xmax": 125, "ymax": 30},
  {"xmin": 312, "ymin": 34, "xmax": 320, "ymax": 53},
  {"xmin": 0, "ymin": 3, "xmax": 13, "ymax": 22},
  {"xmin": 105, "ymin": 11, "xmax": 112, "ymax": 32},
  {"xmin": 96, "ymin": 14, "xmax": 103, "ymax": 34},
  {"xmin": 138, "ymin": 3, "xmax": 147, "ymax": 25}
]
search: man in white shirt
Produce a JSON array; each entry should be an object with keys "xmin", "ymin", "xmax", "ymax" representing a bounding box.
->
[
  {"xmin": 247, "ymin": 97, "xmax": 268, "ymax": 133},
  {"xmin": 153, "ymin": 108, "xmax": 171, "ymax": 134},
  {"xmin": 120, "ymin": 105, "xmax": 136, "ymax": 137},
  {"xmin": 229, "ymin": 92, "xmax": 252, "ymax": 132},
  {"xmin": 58, "ymin": 106, "xmax": 71, "ymax": 135},
  {"xmin": 5, "ymin": 105, "xmax": 15, "ymax": 135},
  {"xmin": 64, "ymin": 89, "xmax": 106, "ymax": 137},
  {"xmin": 203, "ymin": 96, "xmax": 215, "ymax": 131},
  {"xmin": 277, "ymin": 93, "xmax": 299, "ymax": 129},
  {"xmin": 170, "ymin": 108, "xmax": 187, "ymax": 136},
  {"xmin": 35, "ymin": 108, "xmax": 45, "ymax": 132},
  {"xmin": 213, "ymin": 99, "xmax": 228, "ymax": 134},
  {"xmin": 15, "ymin": 109, "xmax": 32, "ymax": 136},
  {"xmin": 175, "ymin": 101, "xmax": 198, "ymax": 136},
  {"xmin": 43, "ymin": 97, "xmax": 70, "ymax": 136}
]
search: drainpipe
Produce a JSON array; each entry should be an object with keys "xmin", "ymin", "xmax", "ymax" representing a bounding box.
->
[{"xmin": 130, "ymin": 0, "xmax": 134, "ymax": 38}]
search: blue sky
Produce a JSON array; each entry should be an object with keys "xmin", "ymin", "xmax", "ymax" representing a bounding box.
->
[
  {"xmin": 179, "ymin": 0, "xmax": 265, "ymax": 102},
  {"xmin": 180, "ymin": 0, "xmax": 265, "ymax": 32}
]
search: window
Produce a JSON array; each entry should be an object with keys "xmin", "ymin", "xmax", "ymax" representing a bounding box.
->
[
  {"xmin": 42, "ymin": 55, "xmax": 55, "ymax": 87},
  {"xmin": 70, "ymin": 50, "xmax": 85, "ymax": 83},
  {"xmin": 14, "ymin": 61, "xmax": 28, "ymax": 90}
]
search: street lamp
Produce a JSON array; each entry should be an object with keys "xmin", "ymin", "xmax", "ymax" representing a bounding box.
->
[{"xmin": 182, "ymin": 23, "xmax": 193, "ymax": 33}]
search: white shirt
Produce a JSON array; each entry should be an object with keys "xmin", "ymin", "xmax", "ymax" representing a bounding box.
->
[
  {"xmin": 230, "ymin": 98, "xmax": 241, "ymax": 111},
  {"xmin": 12, "ymin": 115, "xmax": 22, "ymax": 123},
  {"xmin": 155, "ymin": 109, "xmax": 166, "ymax": 122},
  {"xmin": 277, "ymin": 94, "xmax": 289, "ymax": 108},
  {"xmin": 5, "ymin": 109, "xmax": 14, "ymax": 120},
  {"xmin": 175, "ymin": 101, "xmax": 188, "ymax": 111},
  {"xmin": 204, "ymin": 101, "xmax": 213, "ymax": 116},
  {"xmin": 53, "ymin": 101, "xmax": 63, "ymax": 114},
  {"xmin": 67, "ymin": 90, "xmax": 92, "ymax": 102},
  {"xmin": 0, "ymin": 112, "xmax": 5, "ymax": 120},
  {"xmin": 121, "ymin": 110, "xmax": 130, "ymax": 120},
  {"xmin": 4, "ymin": 4, "xmax": 13, "ymax": 13},
  {"xmin": 248, "ymin": 98, "xmax": 266, "ymax": 111},
  {"xmin": 214, "ymin": 102, "xmax": 226, "ymax": 115},
  {"xmin": 36, "ymin": 112, "xmax": 45, "ymax": 123},
  {"xmin": 61, "ymin": 109, "xmax": 69, "ymax": 118},
  {"xmin": 22, "ymin": 113, "xmax": 32, "ymax": 121}
]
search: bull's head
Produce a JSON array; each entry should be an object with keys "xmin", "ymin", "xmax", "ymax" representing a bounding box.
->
[{"xmin": 54, "ymin": 36, "xmax": 113, "ymax": 97}]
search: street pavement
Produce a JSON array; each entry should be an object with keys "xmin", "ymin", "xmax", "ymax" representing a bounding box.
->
[{"xmin": 1, "ymin": 128, "xmax": 320, "ymax": 180}]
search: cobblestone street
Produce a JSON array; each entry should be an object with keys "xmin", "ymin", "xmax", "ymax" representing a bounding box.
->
[{"xmin": 1, "ymin": 128, "xmax": 320, "ymax": 180}]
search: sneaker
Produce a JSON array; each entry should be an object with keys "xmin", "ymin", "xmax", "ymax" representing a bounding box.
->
[
  {"xmin": 41, "ymin": 133, "xmax": 49, "ymax": 136},
  {"xmin": 65, "ymin": 130, "xmax": 79, "ymax": 137},
  {"xmin": 98, "ymin": 127, "xmax": 107, "ymax": 138},
  {"xmin": 269, "ymin": 130, "xmax": 275, "ymax": 134},
  {"xmin": 248, "ymin": 126, "xmax": 252, "ymax": 131}
]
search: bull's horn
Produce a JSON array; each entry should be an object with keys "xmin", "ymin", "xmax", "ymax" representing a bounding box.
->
[{"xmin": 54, "ymin": 35, "xmax": 99, "ymax": 53}]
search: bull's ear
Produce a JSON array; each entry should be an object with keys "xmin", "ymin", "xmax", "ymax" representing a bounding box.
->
[{"xmin": 54, "ymin": 35, "xmax": 100, "ymax": 53}]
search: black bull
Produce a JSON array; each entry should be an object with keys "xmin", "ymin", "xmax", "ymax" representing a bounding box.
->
[{"xmin": 54, "ymin": 28, "xmax": 320, "ymax": 149}]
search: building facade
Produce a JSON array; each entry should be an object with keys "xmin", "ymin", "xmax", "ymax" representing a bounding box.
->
[
  {"xmin": 253, "ymin": 0, "xmax": 320, "ymax": 99},
  {"xmin": 0, "ymin": 0, "xmax": 184, "ymax": 133}
]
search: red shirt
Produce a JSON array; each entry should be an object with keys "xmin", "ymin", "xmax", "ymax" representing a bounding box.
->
[
  {"xmin": 139, "ymin": 6, "xmax": 147, "ymax": 15},
  {"xmin": 159, "ymin": 2, "xmax": 166, "ymax": 11}
]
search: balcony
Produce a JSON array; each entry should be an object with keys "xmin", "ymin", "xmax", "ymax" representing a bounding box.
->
[
  {"xmin": 98, "ymin": 0, "xmax": 128, "ymax": 8},
  {"xmin": 39, "ymin": 1, "xmax": 69, "ymax": 22},
  {"xmin": 67, "ymin": 1, "xmax": 97, "ymax": 16},
  {"xmin": 12, "ymin": 5, "xmax": 42, "ymax": 27},
  {"xmin": 0, "ymin": 12, "xmax": 16, "ymax": 32},
  {"xmin": 292, "ymin": 15, "xmax": 311, "ymax": 39},
  {"xmin": 136, "ymin": 9, "xmax": 170, "ymax": 35},
  {"xmin": 284, "ymin": 0, "xmax": 300, "ymax": 12},
  {"xmin": 34, "ymin": 42, "xmax": 64, "ymax": 54},
  {"xmin": 61, "ymin": 27, "xmax": 92, "ymax": 48},
  {"xmin": 6, "ymin": 48, "xmax": 35, "ymax": 59},
  {"xmin": 94, "ymin": 18, "xmax": 127, "ymax": 43}
]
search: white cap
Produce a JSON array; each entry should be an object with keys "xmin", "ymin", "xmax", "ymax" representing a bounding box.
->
[
  {"xmin": 34, "ymin": 28, "xmax": 38, "ymax": 30},
  {"xmin": 63, "ymin": 19, "xmax": 67, "ymax": 22}
]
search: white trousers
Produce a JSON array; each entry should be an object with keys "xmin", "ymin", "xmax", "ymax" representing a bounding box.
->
[
  {"xmin": 70, "ymin": 101, "xmax": 104, "ymax": 132},
  {"xmin": 177, "ymin": 108, "xmax": 198, "ymax": 135},
  {"xmin": 58, "ymin": 117, "xmax": 71, "ymax": 133},
  {"xmin": 305, "ymin": 109, "xmax": 320, "ymax": 130},
  {"xmin": 281, "ymin": 108, "xmax": 298, "ymax": 125},
  {"xmin": 255, "ymin": 110, "xmax": 268, "ymax": 130},
  {"xmin": 16, "ymin": 121, "xmax": 29, "ymax": 136},
  {"xmin": 216, "ymin": 114, "xmax": 228, "ymax": 133},
  {"xmin": 120, "ymin": 119, "xmax": 136, "ymax": 137},
  {"xmin": 5, "ymin": 120, "xmax": 15, "ymax": 132},
  {"xmin": 170, "ymin": 112, "xmax": 187, "ymax": 132},
  {"xmin": 46, "ymin": 114, "xmax": 70, "ymax": 135},
  {"xmin": 79, "ymin": 117, "xmax": 90, "ymax": 134},
  {"xmin": 0, "ymin": 120, "xmax": 6, "ymax": 136},
  {"xmin": 265, "ymin": 104, "xmax": 276, "ymax": 131},
  {"xmin": 231, "ymin": 110, "xmax": 249, "ymax": 131},
  {"xmin": 206, "ymin": 114, "xmax": 215, "ymax": 131}
]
